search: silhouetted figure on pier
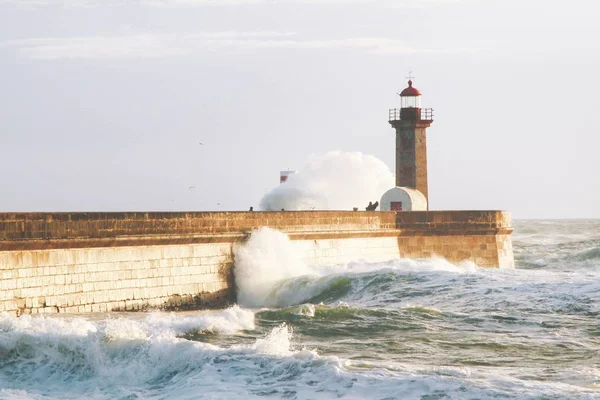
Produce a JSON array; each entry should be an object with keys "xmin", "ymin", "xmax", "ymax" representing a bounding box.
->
[{"xmin": 365, "ymin": 201, "xmax": 379, "ymax": 211}]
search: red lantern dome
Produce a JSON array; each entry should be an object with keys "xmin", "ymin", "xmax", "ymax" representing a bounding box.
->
[
  {"xmin": 400, "ymin": 80, "xmax": 421, "ymax": 96},
  {"xmin": 399, "ymin": 79, "xmax": 422, "ymax": 109}
]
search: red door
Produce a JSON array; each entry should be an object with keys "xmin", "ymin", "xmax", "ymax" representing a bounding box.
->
[{"xmin": 390, "ymin": 202, "xmax": 403, "ymax": 211}]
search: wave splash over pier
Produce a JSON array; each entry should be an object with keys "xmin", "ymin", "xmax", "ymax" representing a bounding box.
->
[
  {"xmin": 1, "ymin": 220, "xmax": 599, "ymax": 399},
  {"xmin": 259, "ymin": 151, "xmax": 394, "ymax": 211}
]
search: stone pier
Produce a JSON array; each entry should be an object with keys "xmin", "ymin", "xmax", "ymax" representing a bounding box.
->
[{"xmin": 0, "ymin": 210, "xmax": 514, "ymax": 316}]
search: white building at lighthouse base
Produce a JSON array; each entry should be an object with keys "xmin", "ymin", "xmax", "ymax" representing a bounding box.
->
[{"xmin": 380, "ymin": 187, "xmax": 428, "ymax": 212}]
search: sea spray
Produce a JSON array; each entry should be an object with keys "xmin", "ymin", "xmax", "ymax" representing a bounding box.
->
[
  {"xmin": 102, "ymin": 306, "xmax": 256, "ymax": 340},
  {"xmin": 233, "ymin": 227, "xmax": 316, "ymax": 307},
  {"xmin": 259, "ymin": 151, "xmax": 394, "ymax": 211},
  {"xmin": 0, "ymin": 307, "xmax": 255, "ymax": 349},
  {"xmin": 252, "ymin": 323, "xmax": 295, "ymax": 356},
  {"xmin": 0, "ymin": 312, "xmax": 323, "ymax": 399},
  {"xmin": 233, "ymin": 228, "xmax": 485, "ymax": 308}
]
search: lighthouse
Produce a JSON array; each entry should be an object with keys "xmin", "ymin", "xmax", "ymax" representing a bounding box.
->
[{"xmin": 380, "ymin": 77, "xmax": 433, "ymax": 212}]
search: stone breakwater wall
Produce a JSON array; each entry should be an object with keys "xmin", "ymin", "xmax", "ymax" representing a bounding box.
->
[{"xmin": 0, "ymin": 210, "xmax": 514, "ymax": 316}]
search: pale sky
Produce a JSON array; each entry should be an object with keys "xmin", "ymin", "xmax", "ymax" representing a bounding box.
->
[{"xmin": 1, "ymin": 0, "xmax": 598, "ymax": 219}]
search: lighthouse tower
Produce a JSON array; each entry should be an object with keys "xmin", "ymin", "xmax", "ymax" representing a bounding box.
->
[
  {"xmin": 390, "ymin": 78, "xmax": 434, "ymax": 202},
  {"xmin": 380, "ymin": 77, "xmax": 433, "ymax": 212}
]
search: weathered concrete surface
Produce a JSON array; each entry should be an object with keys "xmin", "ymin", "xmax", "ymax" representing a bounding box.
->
[{"xmin": 0, "ymin": 211, "xmax": 514, "ymax": 316}]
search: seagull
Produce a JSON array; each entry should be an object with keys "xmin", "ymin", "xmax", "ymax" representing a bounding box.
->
[
  {"xmin": 188, "ymin": 186, "xmax": 196, "ymax": 190},
  {"xmin": 198, "ymin": 142, "xmax": 204, "ymax": 145}
]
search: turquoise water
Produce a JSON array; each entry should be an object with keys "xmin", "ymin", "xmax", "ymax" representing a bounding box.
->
[{"xmin": 0, "ymin": 220, "xmax": 599, "ymax": 399}]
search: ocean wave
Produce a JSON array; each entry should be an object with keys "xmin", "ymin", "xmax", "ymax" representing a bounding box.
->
[
  {"xmin": 571, "ymin": 247, "xmax": 600, "ymax": 261},
  {"xmin": 234, "ymin": 226, "xmax": 482, "ymax": 309},
  {"xmin": 250, "ymin": 262, "xmax": 481, "ymax": 310},
  {"xmin": 0, "ymin": 312, "xmax": 299, "ymax": 399},
  {"xmin": 1, "ymin": 311, "xmax": 598, "ymax": 400},
  {"xmin": 513, "ymin": 220, "xmax": 600, "ymax": 247},
  {"xmin": 233, "ymin": 227, "xmax": 318, "ymax": 308},
  {"xmin": 3, "ymin": 221, "xmax": 600, "ymax": 398},
  {"xmin": 0, "ymin": 306, "xmax": 255, "ymax": 345},
  {"xmin": 514, "ymin": 239, "xmax": 600, "ymax": 270},
  {"xmin": 258, "ymin": 302, "xmax": 390, "ymax": 324},
  {"xmin": 261, "ymin": 270, "xmax": 600, "ymax": 326},
  {"xmin": 513, "ymin": 220, "xmax": 600, "ymax": 270},
  {"xmin": 402, "ymin": 304, "xmax": 443, "ymax": 316}
]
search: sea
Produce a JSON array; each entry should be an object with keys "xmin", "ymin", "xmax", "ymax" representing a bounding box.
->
[{"xmin": 0, "ymin": 219, "xmax": 599, "ymax": 399}]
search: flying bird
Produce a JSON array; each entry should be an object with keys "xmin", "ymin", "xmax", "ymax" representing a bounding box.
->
[
  {"xmin": 198, "ymin": 142, "xmax": 204, "ymax": 145},
  {"xmin": 188, "ymin": 186, "xmax": 196, "ymax": 190}
]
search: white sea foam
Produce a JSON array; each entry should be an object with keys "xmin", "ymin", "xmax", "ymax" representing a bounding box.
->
[
  {"xmin": 251, "ymin": 323, "xmax": 297, "ymax": 356},
  {"xmin": 233, "ymin": 226, "xmax": 487, "ymax": 308},
  {"xmin": 0, "ymin": 312, "xmax": 329, "ymax": 400},
  {"xmin": 259, "ymin": 151, "xmax": 394, "ymax": 211},
  {"xmin": 142, "ymin": 305, "xmax": 256, "ymax": 335},
  {"xmin": 0, "ymin": 306, "xmax": 255, "ymax": 345},
  {"xmin": 1, "ymin": 317, "xmax": 597, "ymax": 400},
  {"xmin": 0, "ymin": 312, "xmax": 98, "ymax": 338},
  {"xmin": 0, "ymin": 389, "xmax": 33, "ymax": 400},
  {"xmin": 402, "ymin": 304, "xmax": 443, "ymax": 315},
  {"xmin": 321, "ymin": 256, "xmax": 480, "ymax": 275},
  {"xmin": 233, "ymin": 227, "xmax": 318, "ymax": 307}
]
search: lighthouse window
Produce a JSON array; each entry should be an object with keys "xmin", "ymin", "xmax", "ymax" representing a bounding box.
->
[{"xmin": 401, "ymin": 96, "xmax": 421, "ymax": 109}]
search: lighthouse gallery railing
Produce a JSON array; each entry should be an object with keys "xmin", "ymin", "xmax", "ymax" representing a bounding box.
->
[{"xmin": 389, "ymin": 108, "xmax": 434, "ymax": 122}]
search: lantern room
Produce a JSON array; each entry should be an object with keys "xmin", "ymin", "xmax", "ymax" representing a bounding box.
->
[
  {"xmin": 400, "ymin": 80, "xmax": 422, "ymax": 109},
  {"xmin": 389, "ymin": 78, "xmax": 433, "ymax": 123}
]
